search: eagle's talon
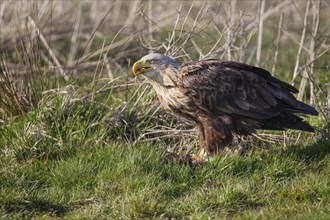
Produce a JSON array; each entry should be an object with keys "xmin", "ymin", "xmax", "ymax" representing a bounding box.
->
[{"xmin": 190, "ymin": 152, "xmax": 206, "ymax": 165}]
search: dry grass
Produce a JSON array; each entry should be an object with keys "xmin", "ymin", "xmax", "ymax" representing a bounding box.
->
[
  {"xmin": 0, "ymin": 1, "xmax": 328, "ymax": 156},
  {"xmin": 1, "ymin": 0, "xmax": 329, "ymax": 145}
]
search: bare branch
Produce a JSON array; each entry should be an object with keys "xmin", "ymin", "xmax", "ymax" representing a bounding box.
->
[
  {"xmin": 256, "ymin": 0, "xmax": 265, "ymax": 66},
  {"xmin": 27, "ymin": 16, "xmax": 68, "ymax": 81},
  {"xmin": 271, "ymin": 13, "xmax": 283, "ymax": 76},
  {"xmin": 292, "ymin": 0, "xmax": 310, "ymax": 85}
]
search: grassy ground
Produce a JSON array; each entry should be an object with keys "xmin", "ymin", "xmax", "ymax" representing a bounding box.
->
[
  {"xmin": 1, "ymin": 136, "xmax": 330, "ymax": 219},
  {"xmin": 1, "ymin": 110, "xmax": 329, "ymax": 219},
  {"xmin": 1, "ymin": 1, "xmax": 330, "ymax": 219},
  {"xmin": 0, "ymin": 93, "xmax": 329, "ymax": 219}
]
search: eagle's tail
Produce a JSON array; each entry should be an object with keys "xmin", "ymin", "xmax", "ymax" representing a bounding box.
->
[
  {"xmin": 291, "ymin": 100, "xmax": 318, "ymax": 116},
  {"xmin": 283, "ymin": 119, "xmax": 315, "ymax": 132},
  {"xmin": 260, "ymin": 111, "xmax": 316, "ymax": 132},
  {"xmin": 261, "ymin": 98, "xmax": 318, "ymax": 132}
]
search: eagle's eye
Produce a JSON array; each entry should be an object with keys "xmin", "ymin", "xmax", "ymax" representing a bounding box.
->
[{"xmin": 148, "ymin": 60, "xmax": 154, "ymax": 64}]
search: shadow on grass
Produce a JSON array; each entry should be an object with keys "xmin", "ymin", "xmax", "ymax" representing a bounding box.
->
[
  {"xmin": 285, "ymin": 139, "xmax": 330, "ymax": 161},
  {"xmin": 3, "ymin": 198, "xmax": 69, "ymax": 217}
]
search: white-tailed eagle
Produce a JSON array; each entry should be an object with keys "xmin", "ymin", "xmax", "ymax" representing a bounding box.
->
[{"xmin": 132, "ymin": 53, "xmax": 318, "ymax": 162}]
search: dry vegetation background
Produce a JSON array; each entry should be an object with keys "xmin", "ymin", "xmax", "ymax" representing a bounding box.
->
[{"xmin": 0, "ymin": 0, "xmax": 329, "ymax": 144}]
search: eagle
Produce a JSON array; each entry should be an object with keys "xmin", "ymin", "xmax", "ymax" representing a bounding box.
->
[{"xmin": 132, "ymin": 53, "xmax": 318, "ymax": 163}]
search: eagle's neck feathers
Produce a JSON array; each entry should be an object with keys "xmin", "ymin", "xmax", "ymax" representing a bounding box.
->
[{"xmin": 148, "ymin": 78, "xmax": 195, "ymax": 120}]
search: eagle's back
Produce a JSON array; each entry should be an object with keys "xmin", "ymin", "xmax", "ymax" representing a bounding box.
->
[{"xmin": 177, "ymin": 59, "xmax": 318, "ymax": 133}]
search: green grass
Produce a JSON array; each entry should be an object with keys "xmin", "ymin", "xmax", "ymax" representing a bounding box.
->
[{"xmin": 0, "ymin": 101, "xmax": 329, "ymax": 219}]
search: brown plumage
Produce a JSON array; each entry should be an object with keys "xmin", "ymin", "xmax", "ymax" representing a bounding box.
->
[{"xmin": 132, "ymin": 53, "xmax": 318, "ymax": 156}]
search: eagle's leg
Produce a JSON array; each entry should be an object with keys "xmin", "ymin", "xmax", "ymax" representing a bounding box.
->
[
  {"xmin": 190, "ymin": 148, "xmax": 207, "ymax": 164},
  {"xmin": 194, "ymin": 116, "xmax": 234, "ymax": 160},
  {"xmin": 189, "ymin": 124, "xmax": 208, "ymax": 164},
  {"xmin": 189, "ymin": 124, "xmax": 217, "ymax": 164}
]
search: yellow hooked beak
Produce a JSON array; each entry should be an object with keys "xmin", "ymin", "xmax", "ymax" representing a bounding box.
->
[{"xmin": 132, "ymin": 60, "xmax": 152, "ymax": 76}]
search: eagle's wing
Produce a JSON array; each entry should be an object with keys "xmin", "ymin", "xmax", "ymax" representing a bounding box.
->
[{"xmin": 178, "ymin": 60, "xmax": 317, "ymax": 120}]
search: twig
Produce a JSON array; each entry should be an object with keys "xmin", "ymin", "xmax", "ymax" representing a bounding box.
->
[
  {"xmin": 225, "ymin": 0, "xmax": 235, "ymax": 61},
  {"xmin": 166, "ymin": 4, "xmax": 182, "ymax": 54},
  {"xmin": 308, "ymin": 0, "xmax": 320, "ymax": 104},
  {"xmin": 292, "ymin": 0, "xmax": 310, "ymax": 86},
  {"xmin": 245, "ymin": 1, "xmax": 291, "ymax": 32},
  {"xmin": 70, "ymin": 81, "xmax": 138, "ymax": 103},
  {"xmin": 119, "ymin": 80, "xmax": 147, "ymax": 114},
  {"xmin": 238, "ymin": 10, "xmax": 246, "ymax": 63},
  {"xmin": 134, "ymin": 128, "xmax": 196, "ymax": 144},
  {"xmin": 74, "ymin": 35, "xmax": 134, "ymax": 63},
  {"xmin": 103, "ymin": 53, "xmax": 113, "ymax": 81},
  {"xmin": 130, "ymin": 84, "xmax": 151, "ymax": 113},
  {"xmin": 294, "ymin": 47, "xmax": 330, "ymax": 80},
  {"xmin": 79, "ymin": 0, "xmax": 118, "ymax": 62},
  {"xmin": 271, "ymin": 13, "xmax": 283, "ymax": 76},
  {"xmin": 283, "ymin": 131, "xmax": 287, "ymax": 149},
  {"xmin": 298, "ymin": 0, "xmax": 320, "ymax": 103},
  {"xmin": 91, "ymin": 39, "xmax": 107, "ymax": 90},
  {"xmin": 191, "ymin": 39, "xmax": 204, "ymax": 58},
  {"xmin": 252, "ymin": 133, "xmax": 276, "ymax": 143},
  {"xmin": 256, "ymin": 0, "xmax": 265, "ymax": 66},
  {"xmin": 67, "ymin": 2, "xmax": 82, "ymax": 66},
  {"xmin": 148, "ymin": 0, "xmax": 153, "ymax": 50},
  {"xmin": 204, "ymin": 2, "xmax": 236, "ymax": 60},
  {"xmin": 327, "ymin": 82, "xmax": 330, "ymax": 112},
  {"xmin": 0, "ymin": 0, "xmax": 8, "ymax": 25},
  {"xmin": 27, "ymin": 16, "xmax": 68, "ymax": 81},
  {"xmin": 111, "ymin": 0, "xmax": 122, "ymax": 22},
  {"xmin": 294, "ymin": 131, "xmax": 302, "ymax": 145}
]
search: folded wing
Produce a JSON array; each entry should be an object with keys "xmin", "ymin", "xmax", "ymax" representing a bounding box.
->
[{"xmin": 178, "ymin": 60, "xmax": 317, "ymax": 132}]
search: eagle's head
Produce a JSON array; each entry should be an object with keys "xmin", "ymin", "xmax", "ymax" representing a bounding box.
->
[{"xmin": 132, "ymin": 53, "xmax": 181, "ymax": 87}]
